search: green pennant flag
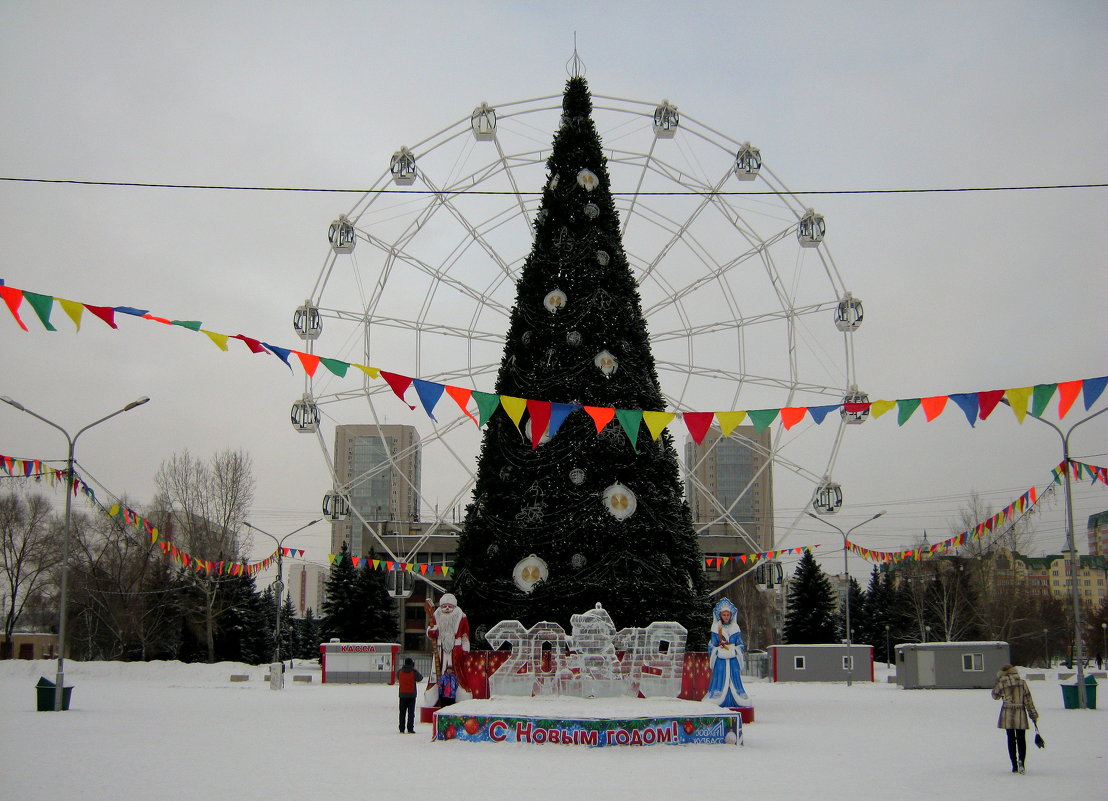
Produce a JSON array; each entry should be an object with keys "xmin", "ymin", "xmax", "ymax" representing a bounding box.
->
[
  {"xmin": 747, "ymin": 408, "xmax": 778, "ymax": 433},
  {"xmin": 171, "ymin": 320, "xmax": 203, "ymax": 331},
  {"xmin": 615, "ymin": 408, "xmax": 643, "ymax": 453},
  {"xmin": 472, "ymin": 391, "xmax": 501, "ymax": 427},
  {"xmin": 897, "ymin": 398, "xmax": 921, "ymax": 426},
  {"xmin": 320, "ymin": 357, "xmax": 349, "ymax": 378},
  {"xmin": 23, "ymin": 292, "xmax": 57, "ymax": 331},
  {"xmin": 1031, "ymin": 383, "xmax": 1056, "ymax": 418}
]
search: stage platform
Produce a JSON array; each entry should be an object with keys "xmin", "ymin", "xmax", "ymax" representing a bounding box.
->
[{"xmin": 429, "ymin": 696, "xmax": 744, "ymax": 747}]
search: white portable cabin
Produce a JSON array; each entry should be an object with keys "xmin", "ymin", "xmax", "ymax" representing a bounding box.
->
[
  {"xmin": 895, "ymin": 641, "xmax": 1009, "ymax": 689},
  {"xmin": 768, "ymin": 644, "xmax": 874, "ymax": 682}
]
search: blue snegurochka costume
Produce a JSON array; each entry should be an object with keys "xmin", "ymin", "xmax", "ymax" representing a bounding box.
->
[{"xmin": 703, "ymin": 597, "xmax": 750, "ymax": 707}]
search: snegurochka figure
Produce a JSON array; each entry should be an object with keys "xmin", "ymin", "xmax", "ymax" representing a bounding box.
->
[{"xmin": 703, "ymin": 597, "xmax": 750, "ymax": 708}]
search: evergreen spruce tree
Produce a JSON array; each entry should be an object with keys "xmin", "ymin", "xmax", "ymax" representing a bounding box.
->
[
  {"xmin": 322, "ymin": 544, "xmax": 399, "ymax": 642},
  {"xmin": 279, "ymin": 592, "xmax": 297, "ymax": 661},
  {"xmin": 860, "ymin": 565, "xmax": 898, "ymax": 663},
  {"xmin": 783, "ymin": 550, "xmax": 838, "ymax": 644},
  {"xmin": 354, "ymin": 557, "xmax": 400, "ymax": 642},
  {"xmin": 214, "ymin": 567, "xmax": 272, "ymax": 664},
  {"xmin": 837, "ymin": 576, "xmax": 867, "ymax": 643},
  {"xmin": 299, "ymin": 608, "xmax": 322, "ymax": 660},
  {"xmin": 321, "ymin": 542, "xmax": 360, "ymax": 641},
  {"xmin": 452, "ymin": 75, "xmax": 709, "ymax": 644}
]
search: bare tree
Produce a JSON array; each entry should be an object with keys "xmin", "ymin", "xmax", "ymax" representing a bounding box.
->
[
  {"xmin": 1, "ymin": 491, "xmax": 61, "ymax": 656},
  {"xmin": 66, "ymin": 501, "xmax": 181, "ymax": 660},
  {"xmin": 957, "ymin": 491, "xmax": 1035, "ymax": 642},
  {"xmin": 153, "ymin": 450, "xmax": 255, "ymax": 662}
]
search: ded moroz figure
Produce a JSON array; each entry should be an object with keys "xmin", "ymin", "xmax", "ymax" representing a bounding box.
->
[
  {"xmin": 703, "ymin": 597, "xmax": 751, "ymax": 708},
  {"xmin": 426, "ymin": 593, "xmax": 470, "ymax": 678}
]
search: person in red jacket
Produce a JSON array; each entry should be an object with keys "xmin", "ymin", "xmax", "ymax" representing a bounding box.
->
[{"xmin": 396, "ymin": 658, "xmax": 423, "ymax": 734}]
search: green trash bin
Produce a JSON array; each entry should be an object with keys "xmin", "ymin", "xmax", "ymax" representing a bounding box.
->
[
  {"xmin": 1060, "ymin": 675, "xmax": 1097, "ymax": 709},
  {"xmin": 35, "ymin": 676, "xmax": 73, "ymax": 711}
]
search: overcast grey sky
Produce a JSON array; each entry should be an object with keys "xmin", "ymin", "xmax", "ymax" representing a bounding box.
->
[{"xmin": 1, "ymin": 1, "xmax": 1105, "ymax": 578}]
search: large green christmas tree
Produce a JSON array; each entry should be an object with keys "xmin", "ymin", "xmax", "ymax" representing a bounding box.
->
[{"xmin": 453, "ymin": 76, "xmax": 709, "ymax": 646}]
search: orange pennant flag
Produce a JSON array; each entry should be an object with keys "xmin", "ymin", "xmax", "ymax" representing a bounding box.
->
[
  {"xmin": 1056, "ymin": 380, "xmax": 1082, "ymax": 418},
  {"xmin": 780, "ymin": 407, "xmax": 808, "ymax": 430},
  {"xmin": 583, "ymin": 406, "xmax": 616, "ymax": 433},
  {"xmin": 445, "ymin": 385, "xmax": 478, "ymax": 425},
  {"xmin": 920, "ymin": 395, "xmax": 949, "ymax": 421},
  {"xmin": 296, "ymin": 351, "xmax": 321, "ymax": 377}
]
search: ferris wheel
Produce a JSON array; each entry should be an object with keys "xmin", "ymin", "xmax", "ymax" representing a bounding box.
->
[{"xmin": 293, "ymin": 91, "xmax": 865, "ymax": 566}]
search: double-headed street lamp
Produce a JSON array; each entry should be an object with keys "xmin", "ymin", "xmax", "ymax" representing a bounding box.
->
[
  {"xmin": 1, "ymin": 395, "xmax": 150, "ymax": 711},
  {"xmin": 242, "ymin": 519, "xmax": 320, "ymax": 667},
  {"xmin": 1005, "ymin": 401, "xmax": 1107, "ymax": 709},
  {"xmin": 807, "ymin": 510, "xmax": 886, "ymax": 687}
]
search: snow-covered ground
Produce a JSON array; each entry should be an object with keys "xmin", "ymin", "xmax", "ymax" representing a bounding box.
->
[{"xmin": 1, "ymin": 659, "xmax": 1103, "ymax": 800}]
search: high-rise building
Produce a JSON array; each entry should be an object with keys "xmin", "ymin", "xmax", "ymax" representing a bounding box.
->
[
  {"xmin": 1088, "ymin": 510, "xmax": 1108, "ymax": 556},
  {"xmin": 331, "ymin": 424, "xmax": 422, "ymax": 555},
  {"xmin": 685, "ymin": 425, "xmax": 775, "ymax": 555},
  {"xmin": 286, "ymin": 563, "xmax": 328, "ymax": 618}
]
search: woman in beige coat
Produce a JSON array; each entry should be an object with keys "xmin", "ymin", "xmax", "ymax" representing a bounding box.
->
[{"xmin": 991, "ymin": 664, "xmax": 1039, "ymax": 774}]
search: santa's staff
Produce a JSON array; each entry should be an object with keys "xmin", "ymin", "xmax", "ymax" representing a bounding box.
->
[{"xmin": 424, "ymin": 597, "xmax": 441, "ymax": 679}]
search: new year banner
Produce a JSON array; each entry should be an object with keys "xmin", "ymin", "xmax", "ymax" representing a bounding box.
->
[{"xmin": 433, "ymin": 710, "xmax": 741, "ymax": 747}]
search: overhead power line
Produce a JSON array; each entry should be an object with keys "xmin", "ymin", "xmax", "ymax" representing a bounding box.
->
[{"xmin": 1, "ymin": 176, "xmax": 1105, "ymax": 196}]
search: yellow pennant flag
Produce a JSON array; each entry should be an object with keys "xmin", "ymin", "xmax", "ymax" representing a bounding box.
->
[
  {"xmin": 642, "ymin": 410, "xmax": 675, "ymax": 440},
  {"xmin": 353, "ymin": 363, "xmax": 380, "ymax": 379},
  {"xmin": 499, "ymin": 395, "xmax": 527, "ymax": 429},
  {"xmin": 870, "ymin": 399, "xmax": 896, "ymax": 419},
  {"xmin": 58, "ymin": 298, "xmax": 85, "ymax": 330},
  {"xmin": 201, "ymin": 330, "xmax": 230, "ymax": 351},
  {"xmin": 1005, "ymin": 386, "xmax": 1033, "ymax": 422},
  {"xmin": 715, "ymin": 411, "xmax": 747, "ymax": 437}
]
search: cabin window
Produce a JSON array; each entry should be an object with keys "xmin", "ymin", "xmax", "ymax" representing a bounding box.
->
[
  {"xmin": 842, "ymin": 655, "xmax": 854, "ymax": 671},
  {"xmin": 793, "ymin": 656, "xmax": 806, "ymax": 670},
  {"xmin": 962, "ymin": 653, "xmax": 984, "ymax": 671}
]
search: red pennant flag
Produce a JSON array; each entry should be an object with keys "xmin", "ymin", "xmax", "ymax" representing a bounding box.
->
[
  {"xmin": 682, "ymin": 412, "xmax": 715, "ymax": 444},
  {"xmin": 583, "ymin": 406, "xmax": 616, "ymax": 433},
  {"xmin": 380, "ymin": 371, "xmax": 416, "ymax": 409},
  {"xmin": 977, "ymin": 389, "xmax": 1005, "ymax": 420},
  {"xmin": 526, "ymin": 399, "xmax": 552, "ymax": 449},
  {"xmin": 231, "ymin": 334, "xmax": 267, "ymax": 354},
  {"xmin": 0, "ymin": 286, "xmax": 29, "ymax": 331},
  {"xmin": 84, "ymin": 304, "xmax": 118, "ymax": 329}
]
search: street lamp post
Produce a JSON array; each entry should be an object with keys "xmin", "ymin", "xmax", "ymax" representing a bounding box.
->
[
  {"xmin": 242, "ymin": 519, "xmax": 320, "ymax": 666},
  {"xmin": 807, "ymin": 510, "xmax": 886, "ymax": 686},
  {"xmin": 885, "ymin": 624, "xmax": 891, "ymax": 669},
  {"xmin": 1101, "ymin": 622, "xmax": 1106, "ymax": 669},
  {"xmin": 1004, "ymin": 402, "xmax": 1107, "ymax": 709},
  {"xmin": 1, "ymin": 395, "xmax": 150, "ymax": 711}
]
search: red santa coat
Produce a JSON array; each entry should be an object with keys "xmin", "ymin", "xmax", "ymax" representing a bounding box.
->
[{"xmin": 427, "ymin": 608, "xmax": 470, "ymax": 675}]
